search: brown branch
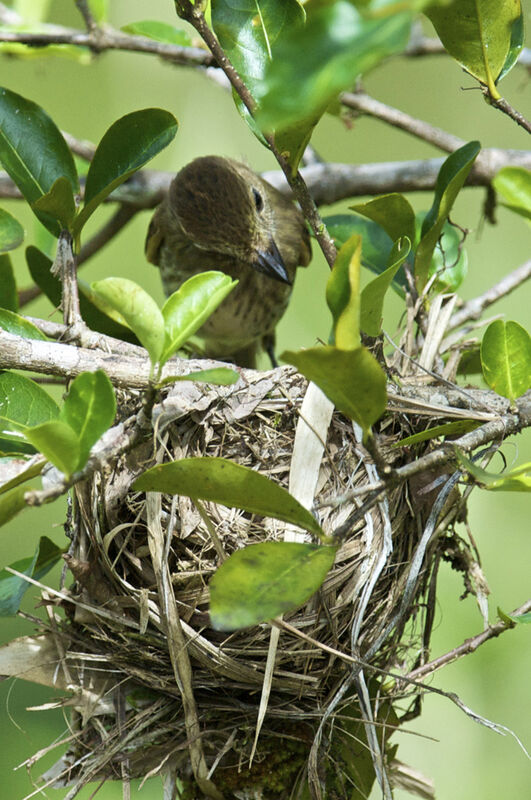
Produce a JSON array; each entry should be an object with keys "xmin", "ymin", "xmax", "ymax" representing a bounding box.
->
[
  {"xmin": 75, "ymin": 0, "xmax": 97, "ymax": 32},
  {"xmin": 406, "ymin": 599, "xmax": 531, "ymax": 682},
  {"xmin": 341, "ymin": 91, "xmax": 465, "ymax": 153},
  {"xmin": 448, "ymin": 259, "xmax": 531, "ymax": 331},
  {"xmin": 0, "ymin": 26, "xmax": 213, "ymax": 66},
  {"xmin": 483, "ymin": 89, "xmax": 531, "ymax": 135}
]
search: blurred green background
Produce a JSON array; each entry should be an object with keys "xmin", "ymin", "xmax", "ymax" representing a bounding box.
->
[{"xmin": 0, "ymin": 1, "xmax": 529, "ymax": 798}]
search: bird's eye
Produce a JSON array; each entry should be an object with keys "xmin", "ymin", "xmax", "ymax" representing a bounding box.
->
[{"xmin": 252, "ymin": 187, "xmax": 264, "ymax": 213}]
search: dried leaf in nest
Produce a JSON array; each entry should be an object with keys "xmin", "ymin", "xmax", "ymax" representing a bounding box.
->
[{"xmin": 26, "ymin": 367, "xmax": 465, "ymax": 798}]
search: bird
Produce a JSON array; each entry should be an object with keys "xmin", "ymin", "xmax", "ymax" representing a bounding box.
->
[{"xmin": 145, "ymin": 156, "xmax": 311, "ymax": 368}]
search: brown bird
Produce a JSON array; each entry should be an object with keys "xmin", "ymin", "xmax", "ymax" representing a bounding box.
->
[{"xmin": 145, "ymin": 156, "xmax": 311, "ymax": 368}]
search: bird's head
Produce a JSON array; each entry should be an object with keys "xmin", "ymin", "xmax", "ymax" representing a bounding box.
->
[{"xmin": 168, "ymin": 156, "xmax": 291, "ymax": 284}]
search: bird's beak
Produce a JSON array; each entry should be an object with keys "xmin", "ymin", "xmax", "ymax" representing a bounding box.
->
[{"xmin": 254, "ymin": 238, "xmax": 292, "ymax": 285}]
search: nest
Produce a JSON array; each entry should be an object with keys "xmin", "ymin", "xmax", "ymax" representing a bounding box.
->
[{"xmin": 29, "ymin": 366, "xmax": 469, "ymax": 799}]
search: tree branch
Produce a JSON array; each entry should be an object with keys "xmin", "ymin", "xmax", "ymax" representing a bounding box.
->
[
  {"xmin": 406, "ymin": 599, "xmax": 531, "ymax": 682},
  {"xmin": 0, "ymin": 25, "xmax": 213, "ymax": 66},
  {"xmin": 447, "ymin": 259, "xmax": 531, "ymax": 331}
]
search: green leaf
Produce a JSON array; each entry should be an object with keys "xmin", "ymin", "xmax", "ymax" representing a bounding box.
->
[
  {"xmin": 32, "ymin": 176, "xmax": 77, "ymax": 230},
  {"xmin": 157, "ymin": 367, "xmax": 239, "ymax": 388},
  {"xmin": 455, "ymin": 450, "xmax": 531, "ymax": 492},
  {"xmin": 323, "ymin": 214, "xmax": 407, "ymax": 295},
  {"xmin": 0, "ymin": 536, "xmax": 63, "ymax": 615},
  {"xmin": 160, "ymin": 271, "xmax": 238, "ymax": 365},
  {"xmin": 0, "ymin": 255, "xmax": 18, "ymax": 311},
  {"xmin": 256, "ymin": 2, "xmax": 411, "ymax": 131},
  {"xmin": 0, "ymin": 308, "xmax": 48, "ymax": 340},
  {"xmin": 0, "ymin": 87, "xmax": 78, "ymax": 236},
  {"xmin": 326, "ymin": 235, "xmax": 361, "ymax": 349},
  {"xmin": 351, "ymin": 193, "xmax": 416, "ymax": 245},
  {"xmin": 0, "ymin": 371, "xmax": 59, "ymax": 451},
  {"xmin": 414, "ymin": 141, "xmax": 480, "ymax": 291},
  {"xmin": 91, "ymin": 278, "xmax": 165, "ymax": 367},
  {"xmin": 211, "ymin": 0, "xmax": 313, "ymax": 172},
  {"xmin": 393, "ymin": 419, "xmax": 480, "ymax": 448},
  {"xmin": 25, "ymin": 246, "xmax": 139, "ymax": 344},
  {"xmin": 88, "ymin": 0, "xmax": 108, "ymax": 23},
  {"xmin": 59, "ymin": 371, "xmax": 116, "ymax": 472},
  {"xmin": 0, "ymin": 484, "xmax": 27, "ymax": 528},
  {"xmin": 498, "ymin": 608, "xmax": 531, "ymax": 625},
  {"xmin": 24, "ymin": 420, "xmax": 80, "ymax": 478},
  {"xmin": 360, "ymin": 236, "xmax": 411, "ymax": 336},
  {"xmin": 492, "ymin": 166, "xmax": 531, "ymax": 222},
  {"xmin": 209, "ymin": 541, "xmax": 337, "ymax": 631},
  {"xmin": 74, "ymin": 108, "xmax": 178, "ymax": 234},
  {"xmin": 480, "ymin": 320, "xmax": 531, "ymax": 400},
  {"xmin": 425, "ymin": 0, "xmax": 524, "ymax": 97},
  {"xmin": 121, "ymin": 20, "xmax": 192, "ymax": 46},
  {"xmin": 133, "ymin": 457, "xmax": 325, "ymax": 539},
  {"xmin": 0, "ymin": 456, "xmax": 44, "ymax": 495},
  {"xmin": 282, "ymin": 345, "xmax": 387, "ymax": 438},
  {"xmin": 0, "ymin": 207, "xmax": 24, "ymax": 253}
]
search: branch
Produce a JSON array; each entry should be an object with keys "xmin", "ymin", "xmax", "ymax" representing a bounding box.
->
[
  {"xmin": 448, "ymin": 259, "xmax": 531, "ymax": 331},
  {"xmin": 406, "ymin": 599, "xmax": 531, "ymax": 682},
  {"xmin": 341, "ymin": 91, "xmax": 465, "ymax": 153},
  {"xmin": 0, "ymin": 24, "xmax": 214, "ymax": 66}
]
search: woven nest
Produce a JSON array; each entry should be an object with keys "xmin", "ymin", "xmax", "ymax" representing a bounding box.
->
[{"xmin": 35, "ymin": 366, "xmax": 465, "ymax": 798}]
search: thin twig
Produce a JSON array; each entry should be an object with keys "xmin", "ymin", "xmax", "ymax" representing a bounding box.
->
[
  {"xmin": 447, "ymin": 259, "xmax": 531, "ymax": 331},
  {"xmin": 341, "ymin": 91, "xmax": 465, "ymax": 153},
  {"xmin": 483, "ymin": 89, "xmax": 531, "ymax": 135},
  {"xmin": 75, "ymin": 0, "xmax": 97, "ymax": 32},
  {"xmin": 407, "ymin": 599, "xmax": 531, "ymax": 682},
  {"xmin": 0, "ymin": 26, "xmax": 213, "ymax": 66}
]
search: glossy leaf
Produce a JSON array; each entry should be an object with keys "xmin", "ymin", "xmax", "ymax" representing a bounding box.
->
[
  {"xmin": 0, "ymin": 308, "xmax": 48, "ymax": 340},
  {"xmin": 480, "ymin": 320, "xmax": 531, "ymax": 400},
  {"xmin": 91, "ymin": 278, "xmax": 165, "ymax": 366},
  {"xmin": 0, "ymin": 536, "xmax": 63, "ymax": 615},
  {"xmin": 256, "ymin": 2, "xmax": 412, "ymax": 131},
  {"xmin": 393, "ymin": 419, "xmax": 480, "ymax": 448},
  {"xmin": 0, "ymin": 255, "xmax": 18, "ymax": 311},
  {"xmin": 0, "ymin": 207, "xmax": 24, "ymax": 253},
  {"xmin": 326, "ymin": 235, "xmax": 361, "ymax": 349},
  {"xmin": 360, "ymin": 236, "xmax": 411, "ymax": 336},
  {"xmin": 0, "ymin": 485, "xmax": 27, "ymax": 528},
  {"xmin": 121, "ymin": 20, "xmax": 192, "ymax": 46},
  {"xmin": 157, "ymin": 368, "xmax": 239, "ymax": 388},
  {"xmin": 26, "ymin": 246, "xmax": 139, "ymax": 343},
  {"xmin": 351, "ymin": 193, "xmax": 416, "ymax": 245},
  {"xmin": 0, "ymin": 456, "xmax": 44, "ymax": 496},
  {"xmin": 59, "ymin": 371, "xmax": 116, "ymax": 472},
  {"xmin": 492, "ymin": 166, "xmax": 531, "ymax": 222},
  {"xmin": 0, "ymin": 371, "xmax": 59, "ymax": 447},
  {"xmin": 414, "ymin": 141, "xmax": 480, "ymax": 291},
  {"xmin": 133, "ymin": 457, "xmax": 325, "ymax": 539},
  {"xmin": 74, "ymin": 108, "xmax": 178, "ymax": 234},
  {"xmin": 323, "ymin": 214, "xmax": 407, "ymax": 295},
  {"xmin": 210, "ymin": 542, "xmax": 337, "ymax": 631},
  {"xmin": 160, "ymin": 271, "xmax": 238, "ymax": 365},
  {"xmin": 455, "ymin": 450, "xmax": 531, "ymax": 492},
  {"xmin": 24, "ymin": 420, "xmax": 80, "ymax": 478},
  {"xmin": 32, "ymin": 176, "xmax": 77, "ymax": 230},
  {"xmin": 282, "ymin": 345, "xmax": 387, "ymax": 438},
  {"xmin": 0, "ymin": 87, "xmax": 78, "ymax": 236},
  {"xmin": 211, "ymin": 0, "xmax": 311, "ymax": 171},
  {"xmin": 425, "ymin": 0, "xmax": 523, "ymax": 96}
]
